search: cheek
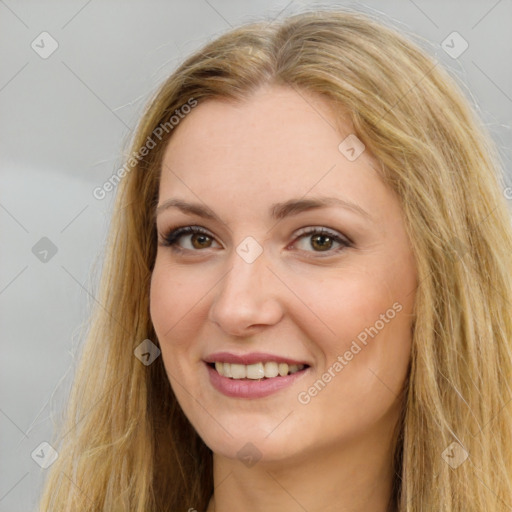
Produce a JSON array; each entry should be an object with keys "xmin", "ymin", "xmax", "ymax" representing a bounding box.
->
[
  {"xmin": 289, "ymin": 261, "xmax": 413, "ymax": 379},
  {"xmin": 295, "ymin": 278, "xmax": 412, "ymax": 432},
  {"xmin": 149, "ymin": 260, "xmax": 209, "ymax": 343},
  {"xmin": 150, "ymin": 265, "xmax": 177, "ymax": 340},
  {"xmin": 149, "ymin": 263, "xmax": 204, "ymax": 396},
  {"xmin": 150, "ymin": 283, "xmax": 192, "ymax": 393},
  {"xmin": 289, "ymin": 267, "xmax": 389, "ymax": 345}
]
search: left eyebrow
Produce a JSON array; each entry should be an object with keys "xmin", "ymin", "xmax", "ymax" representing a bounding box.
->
[
  {"xmin": 270, "ymin": 197, "xmax": 373, "ymax": 222},
  {"xmin": 155, "ymin": 196, "xmax": 373, "ymax": 223}
]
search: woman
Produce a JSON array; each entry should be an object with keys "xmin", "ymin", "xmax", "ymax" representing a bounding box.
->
[{"xmin": 38, "ymin": 7, "xmax": 512, "ymax": 511}]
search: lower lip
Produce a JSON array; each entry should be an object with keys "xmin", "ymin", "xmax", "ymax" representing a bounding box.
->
[{"xmin": 205, "ymin": 362, "xmax": 310, "ymax": 399}]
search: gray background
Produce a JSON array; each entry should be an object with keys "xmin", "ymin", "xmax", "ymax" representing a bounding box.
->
[{"xmin": 1, "ymin": 0, "xmax": 511, "ymax": 510}]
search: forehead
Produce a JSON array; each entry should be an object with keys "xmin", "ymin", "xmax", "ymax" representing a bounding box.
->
[{"xmin": 158, "ymin": 85, "xmax": 384, "ymax": 210}]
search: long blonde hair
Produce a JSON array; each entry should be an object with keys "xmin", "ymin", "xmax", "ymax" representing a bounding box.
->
[{"xmin": 38, "ymin": 7, "xmax": 512, "ymax": 511}]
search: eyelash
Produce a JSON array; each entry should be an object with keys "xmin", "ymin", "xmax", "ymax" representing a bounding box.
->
[{"xmin": 159, "ymin": 225, "xmax": 352, "ymax": 257}]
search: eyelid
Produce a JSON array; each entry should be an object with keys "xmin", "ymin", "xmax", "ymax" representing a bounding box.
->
[
  {"xmin": 289, "ymin": 226, "xmax": 352, "ymax": 257},
  {"xmin": 159, "ymin": 225, "xmax": 220, "ymax": 249},
  {"xmin": 293, "ymin": 226, "xmax": 353, "ymax": 245}
]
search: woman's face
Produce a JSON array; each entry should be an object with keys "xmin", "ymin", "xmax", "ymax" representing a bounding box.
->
[{"xmin": 150, "ymin": 84, "xmax": 417, "ymax": 465}]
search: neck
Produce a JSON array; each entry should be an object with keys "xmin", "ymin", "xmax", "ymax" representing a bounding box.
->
[{"xmin": 206, "ymin": 419, "xmax": 400, "ymax": 512}]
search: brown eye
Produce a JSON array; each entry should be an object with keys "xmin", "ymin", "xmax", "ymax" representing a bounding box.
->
[
  {"xmin": 161, "ymin": 226, "xmax": 220, "ymax": 251},
  {"xmin": 190, "ymin": 233, "xmax": 213, "ymax": 249},
  {"xmin": 310, "ymin": 233, "xmax": 335, "ymax": 251},
  {"xmin": 293, "ymin": 227, "xmax": 351, "ymax": 255}
]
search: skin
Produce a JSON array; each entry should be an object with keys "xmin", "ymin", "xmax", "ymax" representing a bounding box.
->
[{"xmin": 150, "ymin": 84, "xmax": 417, "ymax": 512}]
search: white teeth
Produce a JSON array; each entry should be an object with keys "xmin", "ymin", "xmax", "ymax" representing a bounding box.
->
[
  {"xmin": 230, "ymin": 363, "xmax": 246, "ymax": 379},
  {"xmin": 264, "ymin": 361, "xmax": 279, "ymax": 378},
  {"xmin": 223, "ymin": 362, "xmax": 232, "ymax": 378},
  {"xmin": 246, "ymin": 363, "xmax": 265, "ymax": 379},
  {"xmin": 213, "ymin": 361, "xmax": 306, "ymax": 379}
]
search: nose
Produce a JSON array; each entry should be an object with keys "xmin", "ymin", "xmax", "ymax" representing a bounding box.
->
[{"xmin": 208, "ymin": 246, "xmax": 284, "ymax": 337}]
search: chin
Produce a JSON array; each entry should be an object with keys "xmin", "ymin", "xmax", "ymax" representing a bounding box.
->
[{"xmin": 196, "ymin": 420, "xmax": 312, "ymax": 467}]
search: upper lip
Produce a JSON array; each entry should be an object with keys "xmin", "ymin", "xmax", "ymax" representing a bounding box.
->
[{"xmin": 204, "ymin": 352, "xmax": 310, "ymax": 366}]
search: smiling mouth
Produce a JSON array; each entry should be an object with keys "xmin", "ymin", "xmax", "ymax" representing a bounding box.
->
[{"xmin": 207, "ymin": 361, "xmax": 310, "ymax": 380}]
